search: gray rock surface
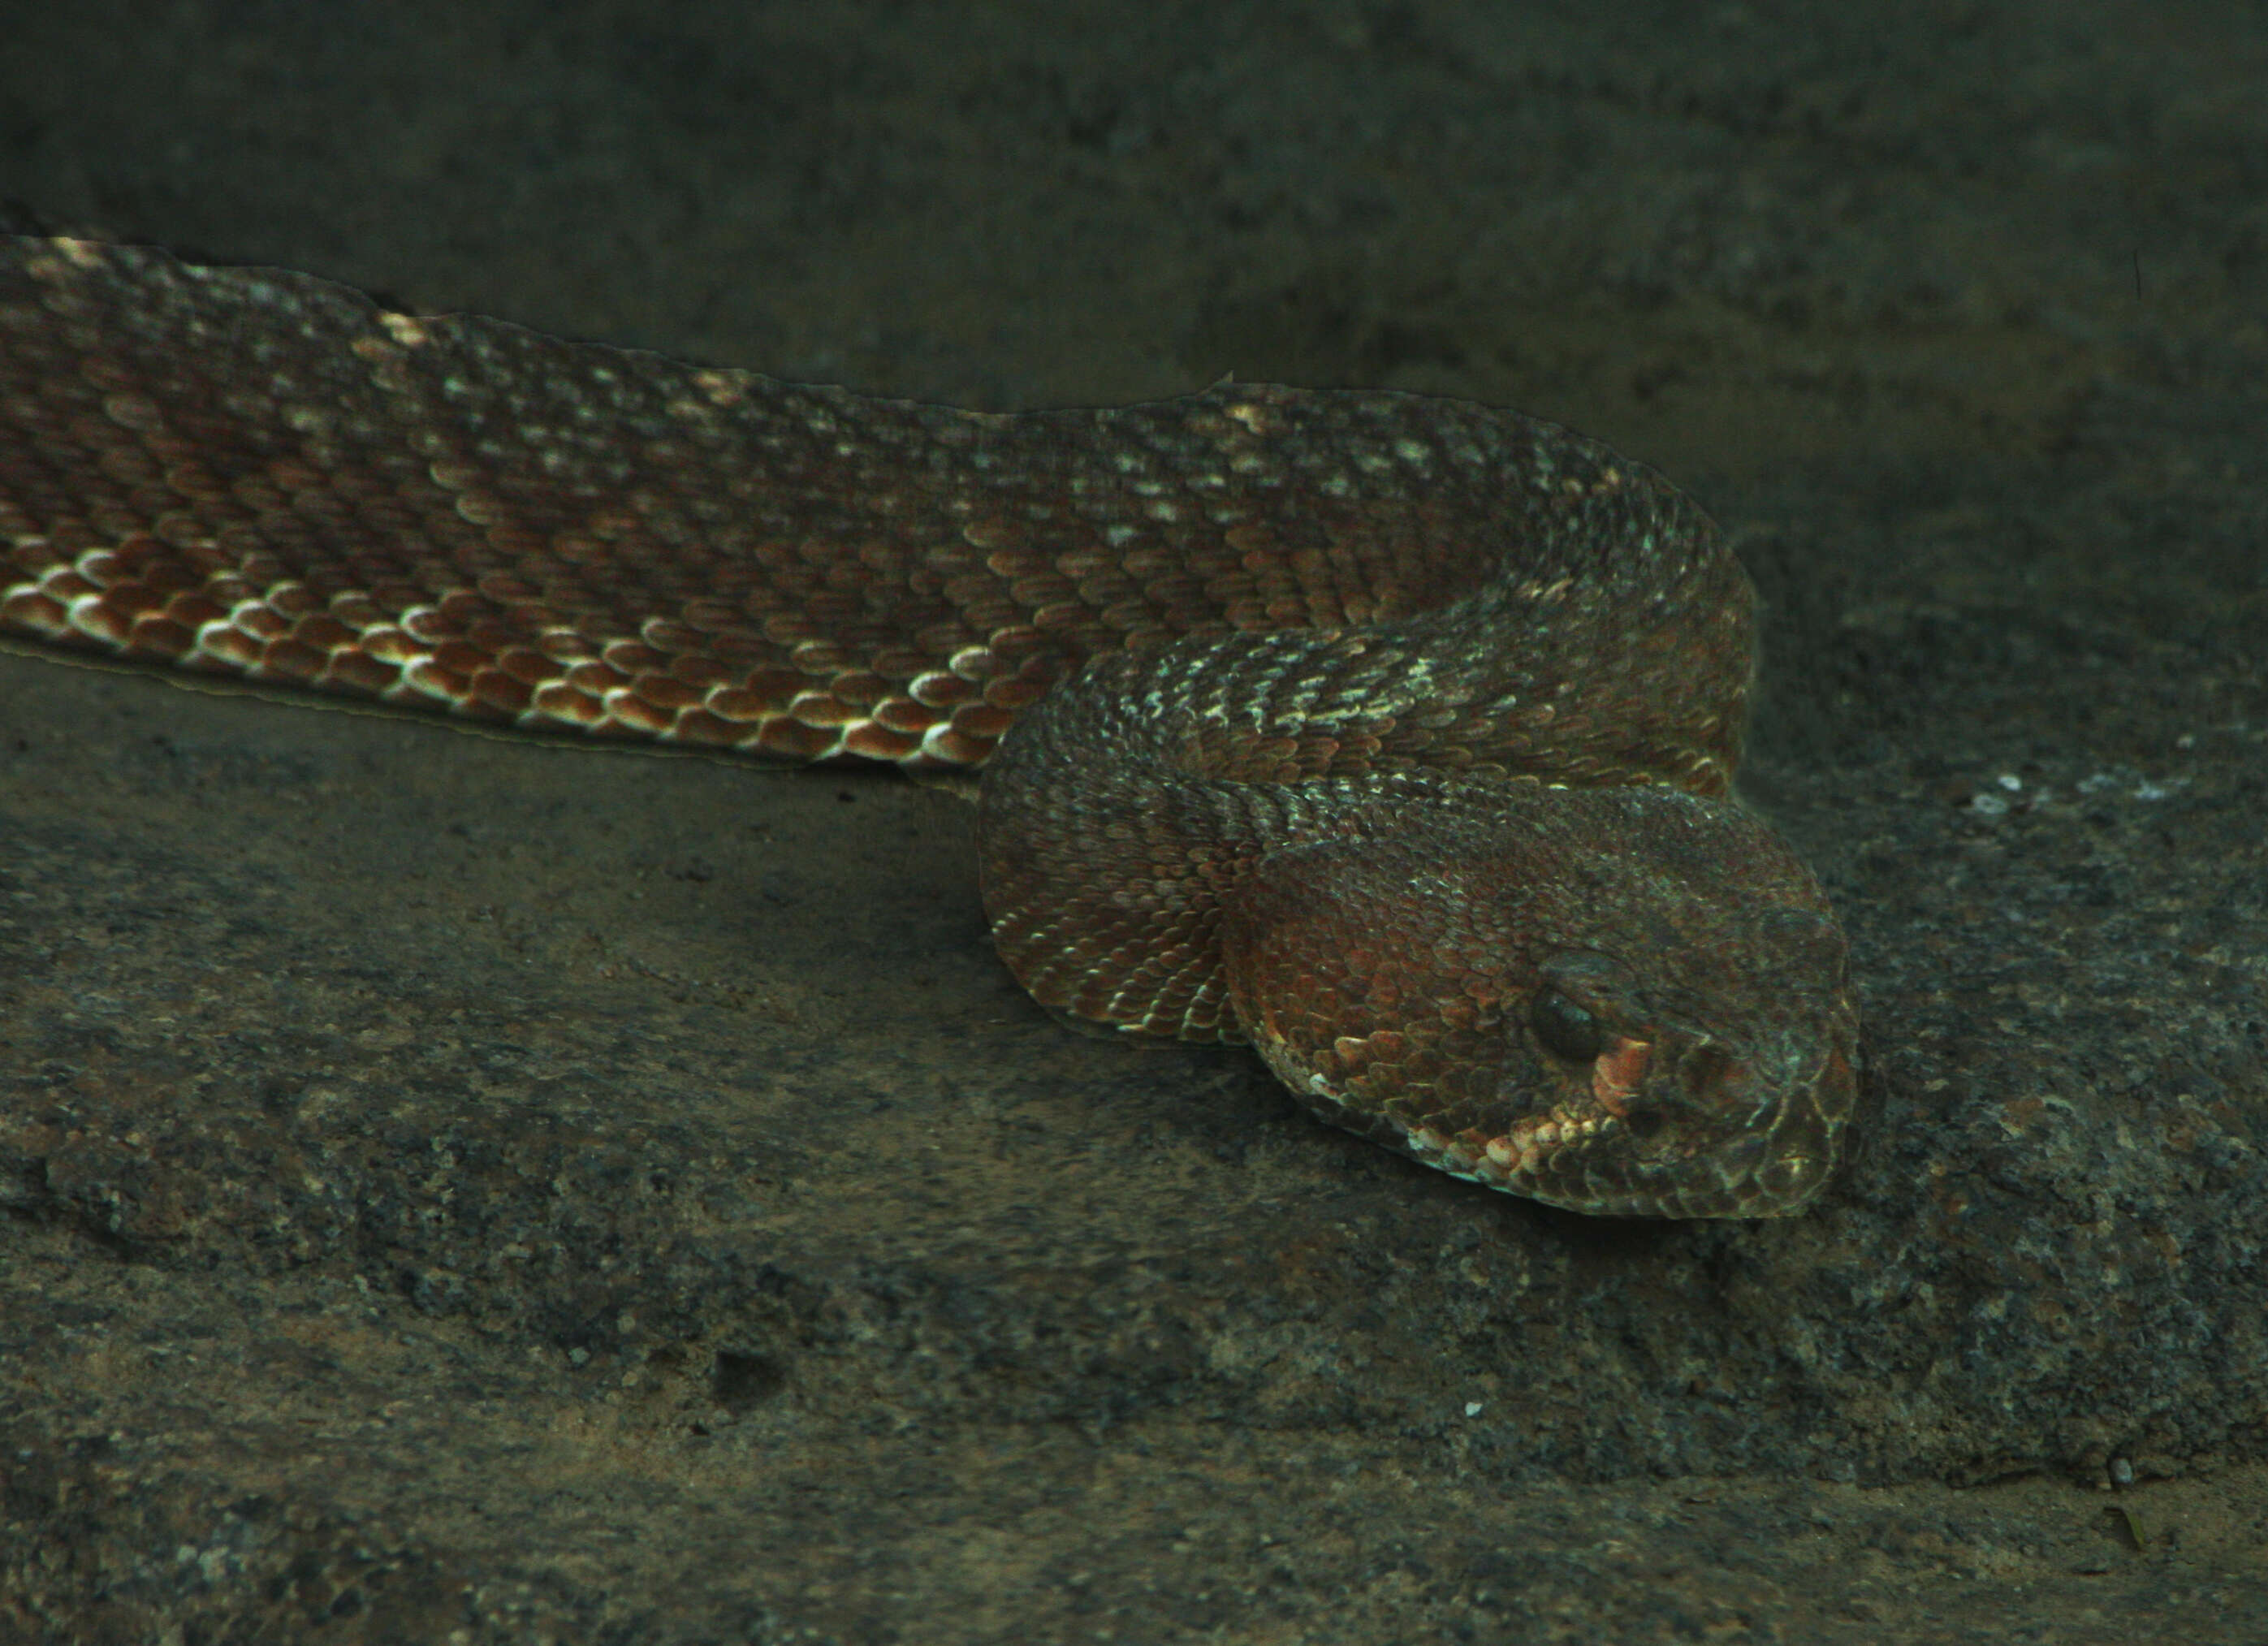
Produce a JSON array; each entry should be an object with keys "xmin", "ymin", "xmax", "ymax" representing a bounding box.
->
[{"xmin": 1, "ymin": 1, "xmax": 2262, "ymax": 1640}]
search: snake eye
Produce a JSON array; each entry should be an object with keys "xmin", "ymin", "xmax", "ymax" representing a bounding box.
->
[{"xmin": 1530, "ymin": 991, "xmax": 1605, "ymax": 1063}]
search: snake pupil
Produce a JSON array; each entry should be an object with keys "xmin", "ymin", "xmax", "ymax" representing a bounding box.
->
[{"xmin": 1530, "ymin": 991, "xmax": 1606, "ymax": 1064}]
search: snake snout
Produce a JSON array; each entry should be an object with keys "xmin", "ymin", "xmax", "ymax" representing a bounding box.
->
[{"xmin": 1663, "ymin": 1017, "xmax": 1845, "ymax": 1129}]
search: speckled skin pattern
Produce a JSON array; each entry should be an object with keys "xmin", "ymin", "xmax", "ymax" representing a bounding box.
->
[{"xmin": 0, "ymin": 235, "xmax": 1857, "ymax": 1216}]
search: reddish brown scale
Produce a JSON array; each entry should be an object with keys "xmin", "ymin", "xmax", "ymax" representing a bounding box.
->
[
  {"xmin": 529, "ymin": 682, "xmax": 597, "ymax": 724},
  {"xmin": 872, "ymin": 697, "xmax": 938, "ymax": 736},
  {"xmin": 427, "ymin": 638, "xmax": 487, "ymax": 678},
  {"xmin": 774, "ymin": 691, "xmax": 839, "ymax": 728},
  {"xmin": 127, "ymin": 613, "xmax": 194, "ymax": 655},
  {"xmin": 601, "ymin": 640, "xmax": 667, "ymax": 675},
  {"xmin": 907, "ymin": 673, "xmax": 974, "ymax": 709},
  {"xmin": 925, "ymin": 727, "xmax": 992, "ymax": 767},
  {"xmin": 0, "ymin": 232, "xmax": 1860, "ymax": 1218},
  {"xmin": 703, "ymin": 685, "xmax": 770, "ymax": 723},
  {"xmin": 327, "ymin": 650, "xmax": 401, "ymax": 695},
  {"xmin": 494, "ymin": 647, "xmax": 559, "ymax": 687},
  {"xmin": 660, "ymin": 711, "xmax": 734, "ymax": 747},
  {"xmin": 404, "ymin": 661, "xmax": 469, "ymax": 703},
  {"xmin": 536, "ymin": 630, "xmax": 598, "ymax": 664},
  {"xmin": 627, "ymin": 674, "xmax": 702, "ymax": 712},
  {"xmin": 259, "ymin": 637, "xmax": 328, "ymax": 680},
  {"xmin": 198, "ymin": 628, "xmax": 261, "ymax": 668},
  {"xmin": 843, "ymin": 723, "xmax": 920, "ymax": 761},
  {"xmin": 605, "ymin": 694, "xmax": 673, "ymax": 736},
  {"xmin": 828, "ymin": 670, "xmax": 891, "ymax": 707},
  {"xmin": 757, "ymin": 718, "xmax": 838, "ymax": 761},
  {"xmin": 952, "ymin": 703, "xmax": 1017, "ymax": 741}
]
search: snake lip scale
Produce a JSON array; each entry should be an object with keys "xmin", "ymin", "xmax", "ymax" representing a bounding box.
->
[{"xmin": 0, "ymin": 233, "xmax": 1861, "ymax": 1219}]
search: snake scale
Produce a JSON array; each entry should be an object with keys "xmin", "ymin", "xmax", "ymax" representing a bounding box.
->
[{"xmin": 0, "ymin": 234, "xmax": 1857, "ymax": 1218}]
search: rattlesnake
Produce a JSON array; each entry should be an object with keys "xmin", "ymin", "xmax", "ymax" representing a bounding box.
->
[{"xmin": 0, "ymin": 234, "xmax": 1857, "ymax": 1217}]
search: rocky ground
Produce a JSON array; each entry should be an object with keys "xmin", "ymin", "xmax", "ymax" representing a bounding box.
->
[{"xmin": 1, "ymin": 2, "xmax": 2263, "ymax": 1640}]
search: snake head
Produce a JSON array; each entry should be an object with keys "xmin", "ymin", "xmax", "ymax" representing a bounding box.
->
[{"xmin": 1220, "ymin": 784, "xmax": 1860, "ymax": 1218}]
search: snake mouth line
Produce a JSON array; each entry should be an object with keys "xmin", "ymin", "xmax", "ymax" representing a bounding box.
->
[
  {"xmin": 1408, "ymin": 1103, "xmax": 1621, "ymax": 1186},
  {"xmin": 1449, "ymin": 1033, "xmax": 1652, "ymax": 1182},
  {"xmin": 1302, "ymin": 1036, "xmax": 1647, "ymax": 1188}
]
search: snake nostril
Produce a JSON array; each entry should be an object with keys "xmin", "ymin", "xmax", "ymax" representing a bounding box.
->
[
  {"xmin": 1620, "ymin": 1104, "xmax": 1667, "ymax": 1141},
  {"xmin": 1683, "ymin": 1043, "xmax": 1735, "ymax": 1099}
]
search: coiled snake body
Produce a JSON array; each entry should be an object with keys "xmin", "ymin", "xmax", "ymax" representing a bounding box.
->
[{"xmin": 0, "ymin": 235, "xmax": 1857, "ymax": 1218}]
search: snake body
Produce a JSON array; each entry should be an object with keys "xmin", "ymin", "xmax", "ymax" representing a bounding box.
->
[{"xmin": 0, "ymin": 235, "xmax": 1857, "ymax": 1217}]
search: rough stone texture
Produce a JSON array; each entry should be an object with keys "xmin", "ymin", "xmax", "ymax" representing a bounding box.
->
[{"xmin": 1, "ymin": 1, "xmax": 2263, "ymax": 1640}]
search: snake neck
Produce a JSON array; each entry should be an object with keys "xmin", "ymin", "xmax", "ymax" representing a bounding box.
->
[{"xmin": 974, "ymin": 536, "xmax": 1752, "ymax": 1046}]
